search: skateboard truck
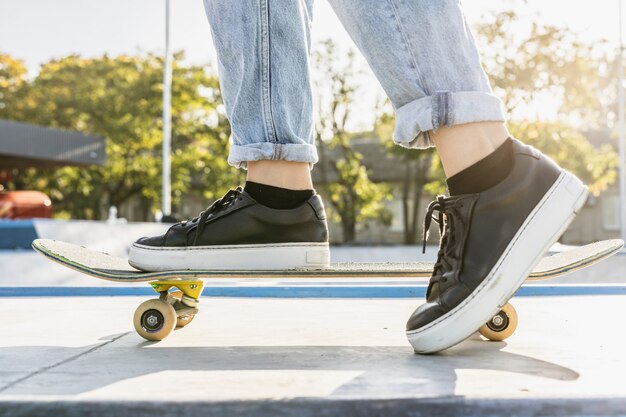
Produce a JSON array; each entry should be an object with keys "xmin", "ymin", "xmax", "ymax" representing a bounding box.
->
[{"xmin": 133, "ymin": 280, "xmax": 205, "ymax": 341}]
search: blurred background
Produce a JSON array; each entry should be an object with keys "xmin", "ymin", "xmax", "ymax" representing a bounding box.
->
[{"xmin": 1, "ymin": 0, "xmax": 625, "ymax": 277}]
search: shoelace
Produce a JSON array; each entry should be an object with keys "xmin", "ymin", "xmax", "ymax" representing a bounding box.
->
[
  {"xmin": 180, "ymin": 187, "xmax": 243, "ymax": 245},
  {"xmin": 422, "ymin": 195, "xmax": 465, "ymax": 297}
]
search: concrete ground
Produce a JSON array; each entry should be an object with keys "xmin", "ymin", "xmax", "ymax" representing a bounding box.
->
[{"xmin": 1, "ymin": 295, "xmax": 626, "ymax": 416}]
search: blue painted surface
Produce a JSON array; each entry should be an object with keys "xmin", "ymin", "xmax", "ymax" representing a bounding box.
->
[
  {"xmin": 0, "ymin": 220, "xmax": 37, "ymax": 250},
  {"xmin": 1, "ymin": 285, "xmax": 626, "ymax": 298}
]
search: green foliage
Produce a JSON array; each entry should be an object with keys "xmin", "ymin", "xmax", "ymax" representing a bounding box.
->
[
  {"xmin": 1, "ymin": 6, "xmax": 620, "ymax": 236},
  {"xmin": 509, "ymin": 121, "xmax": 618, "ymax": 196},
  {"xmin": 313, "ymin": 40, "xmax": 391, "ymax": 242},
  {"xmin": 0, "ymin": 53, "xmax": 28, "ymax": 111},
  {"xmin": 327, "ymin": 152, "xmax": 392, "ymax": 228},
  {"xmin": 475, "ymin": 9, "xmax": 614, "ymax": 127},
  {"xmin": 376, "ymin": 111, "xmax": 445, "ymax": 195},
  {"xmin": 473, "ymin": 7, "xmax": 618, "ymax": 197},
  {"xmin": 374, "ymin": 5, "xmax": 621, "ymax": 241},
  {"xmin": 0, "ymin": 52, "xmax": 238, "ymax": 219},
  {"xmin": 375, "ymin": 111, "xmax": 443, "ymax": 243}
]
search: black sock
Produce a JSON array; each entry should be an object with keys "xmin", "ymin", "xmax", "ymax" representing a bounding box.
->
[
  {"xmin": 447, "ymin": 138, "xmax": 513, "ymax": 196},
  {"xmin": 244, "ymin": 181, "xmax": 314, "ymax": 209}
]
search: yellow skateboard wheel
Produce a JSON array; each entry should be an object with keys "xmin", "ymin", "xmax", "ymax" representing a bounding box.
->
[
  {"xmin": 479, "ymin": 303, "xmax": 518, "ymax": 341},
  {"xmin": 133, "ymin": 299, "xmax": 177, "ymax": 341}
]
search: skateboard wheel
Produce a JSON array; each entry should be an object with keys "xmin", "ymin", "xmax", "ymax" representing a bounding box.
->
[
  {"xmin": 133, "ymin": 299, "xmax": 177, "ymax": 341},
  {"xmin": 176, "ymin": 314, "xmax": 195, "ymax": 328},
  {"xmin": 479, "ymin": 303, "xmax": 518, "ymax": 341}
]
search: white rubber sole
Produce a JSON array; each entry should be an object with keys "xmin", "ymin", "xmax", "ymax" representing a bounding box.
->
[
  {"xmin": 128, "ymin": 242, "xmax": 330, "ymax": 272},
  {"xmin": 406, "ymin": 171, "xmax": 589, "ymax": 354}
]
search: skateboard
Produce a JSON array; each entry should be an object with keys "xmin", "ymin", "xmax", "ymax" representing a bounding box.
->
[{"xmin": 32, "ymin": 238, "xmax": 623, "ymax": 343}]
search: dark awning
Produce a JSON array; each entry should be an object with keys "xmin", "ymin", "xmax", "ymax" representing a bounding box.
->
[{"xmin": 0, "ymin": 119, "xmax": 106, "ymax": 168}]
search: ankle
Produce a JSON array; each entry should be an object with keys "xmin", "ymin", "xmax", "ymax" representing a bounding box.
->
[
  {"xmin": 431, "ymin": 122, "xmax": 510, "ymax": 177},
  {"xmin": 447, "ymin": 138, "xmax": 513, "ymax": 195},
  {"xmin": 244, "ymin": 181, "xmax": 314, "ymax": 209},
  {"xmin": 247, "ymin": 160, "xmax": 313, "ymax": 190}
]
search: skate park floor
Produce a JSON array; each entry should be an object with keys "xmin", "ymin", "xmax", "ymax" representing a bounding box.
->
[{"xmin": 1, "ymin": 294, "xmax": 626, "ymax": 417}]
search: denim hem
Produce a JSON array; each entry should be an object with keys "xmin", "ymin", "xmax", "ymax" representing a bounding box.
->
[
  {"xmin": 228, "ymin": 142, "xmax": 319, "ymax": 169},
  {"xmin": 392, "ymin": 91, "xmax": 505, "ymax": 149}
]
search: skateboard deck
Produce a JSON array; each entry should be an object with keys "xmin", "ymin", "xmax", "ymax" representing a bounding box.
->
[
  {"xmin": 31, "ymin": 238, "xmax": 624, "ymax": 343},
  {"xmin": 32, "ymin": 238, "xmax": 624, "ymax": 282}
]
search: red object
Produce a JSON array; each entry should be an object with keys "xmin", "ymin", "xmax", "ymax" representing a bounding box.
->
[
  {"xmin": 0, "ymin": 191, "xmax": 53, "ymax": 219},
  {"xmin": 0, "ymin": 170, "xmax": 12, "ymax": 183}
]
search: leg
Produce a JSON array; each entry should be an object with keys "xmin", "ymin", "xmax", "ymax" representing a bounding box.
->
[
  {"xmin": 203, "ymin": 0, "xmax": 315, "ymax": 189},
  {"xmin": 430, "ymin": 122, "xmax": 509, "ymax": 177},
  {"xmin": 329, "ymin": 0, "xmax": 588, "ymax": 353},
  {"xmin": 328, "ymin": 0, "xmax": 507, "ymax": 176},
  {"xmin": 128, "ymin": 0, "xmax": 330, "ymax": 271},
  {"xmin": 247, "ymin": 160, "xmax": 313, "ymax": 190}
]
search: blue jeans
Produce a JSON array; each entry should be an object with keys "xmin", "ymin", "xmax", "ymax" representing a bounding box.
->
[{"xmin": 203, "ymin": 0, "xmax": 505, "ymax": 168}]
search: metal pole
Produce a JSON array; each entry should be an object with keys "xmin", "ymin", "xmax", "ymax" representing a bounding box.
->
[
  {"xmin": 619, "ymin": 0, "xmax": 626, "ymax": 241},
  {"xmin": 161, "ymin": 0, "xmax": 173, "ymax": 217}
]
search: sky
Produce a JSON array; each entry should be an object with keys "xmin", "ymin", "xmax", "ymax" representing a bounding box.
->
[{"xmin": 1, "ymin": 0, "xmax": 624, "ymax": 128}]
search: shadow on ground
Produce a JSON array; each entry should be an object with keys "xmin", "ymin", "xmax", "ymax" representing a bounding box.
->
[{"xmin": 0, "ymin": 332, "xmax": 578, "ymax": 399}]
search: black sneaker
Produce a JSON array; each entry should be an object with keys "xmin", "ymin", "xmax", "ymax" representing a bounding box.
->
[
  {"xmin": 129, "ymin": 187, "xmax": 330, "ymax": 271},
  {"xmin": 406, "ymin": 138, "xmax": 588, "ymax": 353}
]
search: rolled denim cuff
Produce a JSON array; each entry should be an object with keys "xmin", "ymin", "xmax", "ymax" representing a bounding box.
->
[
  {"xmin": 393, "ymin": 91, "xmax": 505, "ymax": 149},
  {"xmin": 228, "ymin": 142, "xmax": 319, "ymax": 169}
]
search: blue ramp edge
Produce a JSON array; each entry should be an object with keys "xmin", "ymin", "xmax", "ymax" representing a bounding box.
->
[
  {"xmin": 1, "ymin": 285, "xmax": 626, "ymax": 298},
  {"xmin": 0, "ymin": 220, "xmax": 37, "ymax": 250}
]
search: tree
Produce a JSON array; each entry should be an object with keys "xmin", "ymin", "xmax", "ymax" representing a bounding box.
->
[
  {"xmin": 509, "ymin": 120, "xmax": 618, "ymax": 196},
  {"xmin": 475, "ymin": 9, "xmax": 614, "ymax": 127},
  {"xmin": 367, "ymin": 9, "xmax": 618, "ymax": 244},
  {"xmin": 0, "ymin": 52, "xmax": 239, "ymax": 219},
  {"xmin": 375, "ymin": 112, "xmax": 444, "ymax": 244},
  {"xmin": 0, "ymin": 53, "xmax": 28, "ymax": 112},
  {"xmin": 312, "ymin": 40, "xmax": 391, "ymax": 243},
  {"xmin": 376, "ymin": 117, "xmax": 617, "ymax": 245},
  {"xmin": 473, "ymin": 8, "xmax": 618, "ymax": 196}
]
